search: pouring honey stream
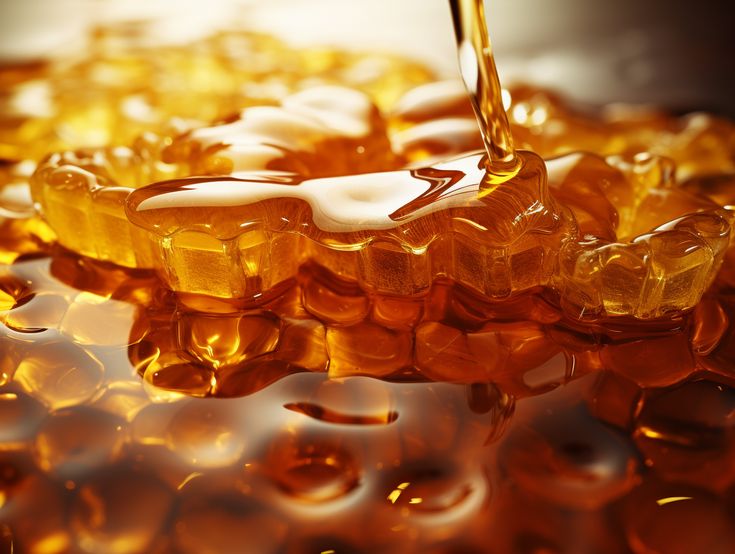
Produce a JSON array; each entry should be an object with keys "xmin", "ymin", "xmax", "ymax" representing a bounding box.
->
[{"xmin": 449, "ymin": 0, "xmax": 521, "ymax": 188}]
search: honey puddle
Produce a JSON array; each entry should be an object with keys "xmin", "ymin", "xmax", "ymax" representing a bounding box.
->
[{"xmin": 1, "ymin": 3, "xmax": 735, "ymax": 554}]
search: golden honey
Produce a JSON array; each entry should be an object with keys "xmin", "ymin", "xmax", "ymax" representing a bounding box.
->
[{"xmin": 0, "ymin": 2, "xmax": 734, "ymax": 553}]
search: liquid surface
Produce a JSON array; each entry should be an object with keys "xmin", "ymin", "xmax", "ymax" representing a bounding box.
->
[
  {"xmin": 1, "ymin": 6, "xmax": 735, "ymax": 554},
  {"xmin": 1, "ymin": 251, "xmax": 735, "ymax": 553}
]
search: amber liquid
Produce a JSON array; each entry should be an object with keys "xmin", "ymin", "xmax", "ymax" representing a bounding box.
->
[
  {"xmin": 1, "ymin": 7, "xmax": 735, "ymax": 554},
  {"xmin": 448, "ymin": 0, "xmax": 520, "ymax": 184}
]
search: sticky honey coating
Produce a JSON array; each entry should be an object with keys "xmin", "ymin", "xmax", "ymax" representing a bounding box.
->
[
  {"xmin": 30, "ymin": 86, "xmax": 400, "ymax": 269},
  {"xmin": 2, "ymin": 23, "xmax": 735, "ymax": 553},
  {"xmin": 32, "ymin": 85, "xmax": 733, "ymax": 318},
  {"xmin": 20, "ymin": 33, "xmax": 732, "ymax": 319},
  {"xmin": 391, "ymin": 81, "xmax": 735, "ymax": 318},
  {"xmin": 3, "ymin": 29, "xmax": 431, "ymax": 267},
  {"xmin": 125, "ymin": 149, "xmax": 570, "ymax": 300}
]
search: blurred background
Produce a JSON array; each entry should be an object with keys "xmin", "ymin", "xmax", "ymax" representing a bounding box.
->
[{"xmin": 0, "ymin": 0, "xmax": 733, "ymax": 115}]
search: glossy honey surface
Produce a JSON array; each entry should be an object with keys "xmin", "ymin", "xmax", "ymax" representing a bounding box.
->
[{"xmin": 1, "ymin": 4, "xmax": 735, "ymax": 553}]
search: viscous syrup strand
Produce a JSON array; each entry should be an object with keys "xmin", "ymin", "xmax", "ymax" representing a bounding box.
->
[{"xmin": 449, "ymin": 0, "xmax": 520, "ymax": 184}]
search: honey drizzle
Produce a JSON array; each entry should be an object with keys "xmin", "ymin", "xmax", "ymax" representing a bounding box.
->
[{"xmin": 449, "ymin": 0, "xmax": 520, "ymax": 185}]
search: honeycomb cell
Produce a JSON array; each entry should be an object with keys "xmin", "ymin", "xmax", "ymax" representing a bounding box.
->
[
  {"xmin": 600, "ymin": 332, "xmax": 695, "ymax": 388},
  {"xmin": 142, "ymin": 351, "xmax": 214, "ymax": 398},
  {"xmin": 370, "ymin": 294, "xmax": 424, "ymax": 330},
  {"xmin": 131, "ymin": 293, "xmax": 331, "ymax": 398},
  {"xmin": 13, "ymin": 339, "xmax": 105, "ymax": 410},
  {"xmin": 415, "ymin": 321, "xmax": 506, "ymax": 382},
  {"xmin": 165, "ymin": 400, "xmax": 246, "ymax": 468},
  {"xmin": 29, "ymin": 146, "xmax": 172, "ymax": 268},
  {"xmin": 691, "ymin": 297, "xmax": 729, "ymax": 356},
  {"xmin": 622, "ymin": 481, "xmax": 735, "ymax": 554},
  {"xmin": 2, "ymin": 472, "xmax": 70, "ymax": 554},
  {"xmin": 177, "ymin": 310, "xmax": 281, "ymax": 369},
  {"xmin": 33, "ymin": 406, "xmax": 127, "ymax": 479},
  {"xmin": 633, "ymin": 379, "xmax": 735, "ymax": 491},
  {"xmin": 302, "ymin": 268, "xmax": 370, "ymax": 326},
  {"xmin": 31, "ymin": 86, "xmax": 395, "ymax": 271},
  {"xmin": 699, "ymin": 295, "xmax": 735, "ymax": 378},
  {"xmin": 327, "ymin": 322, "xmax": 413, "ymax": 378},
  {"xmin": 0, "ymin": 391, "xmax": 46, "ymax": 450},
  {"xmin": 174, "ymin": 491, "xmax": 287, "ymax": 554},
  {"xmin": 274, "ymin": 318, "xmax": 329, "ymax": 372},
  {"xmin": 583, "ymin": 370, "xmax": 642, "ymax": 430},
  {"xmin": 215, "ymin": 358, "xmax": 303, "ymax": 399},
  {"xmin": 499, "ymin": 403, "xmax": 641, "ymax": 510},
  {"xmin": 265, "ymin": 432, "xmax": 362, "ymax": 504},
  {"xmin": 128, "ymin": 150, "xmax": 571, "ymax": 301},
  {"xmin": 415, "ymin": 320, "xmax": 559, "ymax": 391},
  {"xmin": 70, "ymin": 467, "xmax": 174, "ymax": 554},
  {"xmin": 550, "ymin": 152, "xmax": 731, "ymax": 319}
]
